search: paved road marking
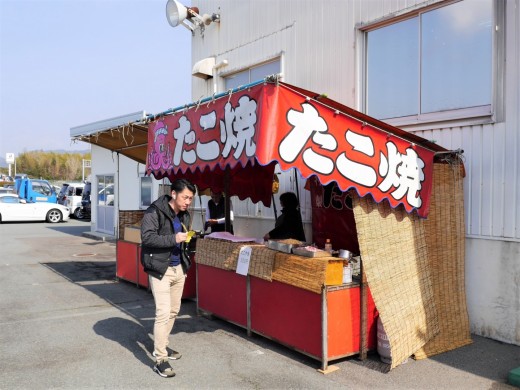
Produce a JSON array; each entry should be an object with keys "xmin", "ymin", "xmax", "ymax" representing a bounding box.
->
[
  {"xmin": 0, "ymin": 307, "xmax": 122, "ymax": 326},
  {"xmin": 0, "ymin": 302, "xmax": 155, "ymax": 326}
]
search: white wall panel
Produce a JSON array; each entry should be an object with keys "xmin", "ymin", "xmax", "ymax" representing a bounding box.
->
[
  {"xmin": 193, "ymin": 0, "xmax": 520, "ymax": 243},
  {"xmin": 117, "ymin": 156, "xmax": 141, "ymax": 211},
  {"xmin": 189, "ymin": 0, "xmax": 520, "ymax": 345},
  {"xmin": 502, "ymin": 0, "xmax": 520, "ymax": 239},
  {"xmin": 480, "ymin": 124, "xmax": 493, "ymax": 236},
  {"xmin": 491, "ymin": 123, "xmax": 506, "ymax": 237},
  {"xmin": 469, "ymin": 125, "xmax": 482, "ymax": 236}
]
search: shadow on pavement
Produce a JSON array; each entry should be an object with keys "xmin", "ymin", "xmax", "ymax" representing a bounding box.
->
[
  {"xmin": 41, "ymin": 259, "xmax": 520, "ymax": 382},
  {"xmin": 42, "ymin": 260, "xmax": 115, "ymax": 283},
  {"xmin": 93, "ymin": 317, "xmax": 155, "ymax": 367},
  {"xmin": 428, "ymin": 336, "xmax": 520, "ymax": 385},
  {"xmin": 40, "ymin": 259, "xmax": 231, "ymax": 369},
  {"xmin": 46, "ymin": 224, "xmax": 91, "ymax": 237},
  {"xmin": 40, "ymin": 258, "xmax": 325, "ymax": 371}
]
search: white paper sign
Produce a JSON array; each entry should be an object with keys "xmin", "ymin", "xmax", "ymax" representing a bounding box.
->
[{"xmin": 236, "ymin": 246, "xmax": 252, "ymax": 276}]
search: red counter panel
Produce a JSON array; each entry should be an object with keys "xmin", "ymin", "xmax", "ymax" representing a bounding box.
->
[
  {"xmin": 250, "ymin": 277, "xmax": 377, "ymax": 361},
  {"xmin": 116, "ymin": 240, "xmax": 138, "ymax": 284},
  {"xmin": 197, "ymin": 264, "xmax": 247, "ymax": 327},
  {"xmin": 250, "ymin": 278, "xmax": 322, "ymax": 357},
  {"xmin": 182, "ymin": 255, "xmax": 196, "ymax": 299},
  {"xmin": 117, "ymin": 240, "xmax": 196, "ymax": 298},
  {"xmin": 327, "ymin": 286, "xmax": 377, "ymax": 358}
]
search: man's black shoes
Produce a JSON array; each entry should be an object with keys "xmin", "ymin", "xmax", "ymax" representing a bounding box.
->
[
  {"xmin": 153, "ymin": 348, "xmax": 182, "ymax": 360},
  {"xmin": 153, "ymin": 360, "xmax": 175, "ymax": 378}
]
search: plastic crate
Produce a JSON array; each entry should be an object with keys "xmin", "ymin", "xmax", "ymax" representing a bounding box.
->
[{"xmin": 508, "ymin": 366, "xmax": 520, "ymax": 388}]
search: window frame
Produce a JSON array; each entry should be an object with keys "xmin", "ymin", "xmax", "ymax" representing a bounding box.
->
[
  {"xmin": 32, "ymin": 180, "xmax": 52, "ymax": 196},
  {"xmin": 223, "ymin": 57, "xmax": 282, "ymax": 91},
  {"xmin": 139, "ymin": 175, "xmax": 152, "ymax": 210},
  {"xmin": 358, "ymin": 0, "xmax": 504, "ymax": 128}
]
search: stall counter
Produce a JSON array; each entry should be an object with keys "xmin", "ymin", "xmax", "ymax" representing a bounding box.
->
[
  {"xmin": 116, "ymin": 240, "xmax": 196, "ymax": 298},
  {"xmin": 196, "ymin": 262, "xmax": 377, "ymax": 371}
]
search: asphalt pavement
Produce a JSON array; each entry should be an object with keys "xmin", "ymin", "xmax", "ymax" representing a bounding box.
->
[{"xmin": 0, "ymin": 219, "xmax": 518, "ymax": 389}]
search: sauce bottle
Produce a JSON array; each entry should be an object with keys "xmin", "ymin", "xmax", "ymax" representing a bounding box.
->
[{"xmin": 324, "ymin": 238, "xmax": 332, "ymax": 254}]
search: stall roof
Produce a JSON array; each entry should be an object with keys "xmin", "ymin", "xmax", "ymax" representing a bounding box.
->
[
  {"xmin": 142, "ymin": 80, "xmax": 451, "ymax": 216},
  {"xmin": 71, "ymin": 79, "xmax": 455, "ymax": 216},
  {"xmin": 70, "ymin": 111, "xmax": 148, "ymax": 164},
  {"xmin": 69, "ymin": 82, "xmax": 447, "ymax": 167}
]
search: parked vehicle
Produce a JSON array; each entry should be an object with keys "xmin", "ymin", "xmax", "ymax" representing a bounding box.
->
[
  {"xmin": 0, "ymin": 193, "xmax": 69, "ymax": 223},
  {"xmin": 80, "ymin": 181, "xmax": 92, "ymax": 219},
  {"xmin": 0, "ymin": 188, "xmax": 15, "ymax": 195},
  {"xmin": 57, "ymin": 182, "xmax": 85, "ymax": 218},
  {"xmin": 0, "ymin": 175, "xmax": 13, "ymax": 182},
  {"xmin": 14, "ymin": 173, "xmax": 28, "ymax": 180},
  {"xmin": 15, "ymin": 178, "xmax": 57, "ymax": 203}
]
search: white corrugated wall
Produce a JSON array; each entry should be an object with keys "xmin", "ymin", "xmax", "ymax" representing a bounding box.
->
[{"xmin": 191, "ymin": 0, "xmax": 520, "ymax": 345}]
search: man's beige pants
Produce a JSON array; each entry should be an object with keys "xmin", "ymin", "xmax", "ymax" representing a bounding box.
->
[{"xmin": 150, "ymin": 264, "xmax": 186, "ymax": 362}]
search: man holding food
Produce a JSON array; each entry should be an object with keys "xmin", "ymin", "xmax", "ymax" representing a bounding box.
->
[{"xmin": 140, "ymin": 178, "xmax": 196, "ymax": 378}]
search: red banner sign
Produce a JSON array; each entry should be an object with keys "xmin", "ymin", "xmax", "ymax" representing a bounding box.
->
[{"xmin": 146, "ymin": 82, "xmax": 435, "ymax": 217}]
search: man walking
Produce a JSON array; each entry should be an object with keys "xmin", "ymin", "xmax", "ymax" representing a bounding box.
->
[{"xmin": 140, "ymin": 178, "xmax": 196, "ymax": 378}]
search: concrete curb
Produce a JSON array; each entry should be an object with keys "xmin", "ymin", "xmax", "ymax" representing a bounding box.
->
[{"xmin": 82, "ymin": 231, "xmax": 117, "ymax": 243}]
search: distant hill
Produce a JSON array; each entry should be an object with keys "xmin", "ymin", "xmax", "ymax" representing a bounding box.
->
[
  {"xmin": 0, "ymin": 149, "xmax": 90, "ymax": 168},
  {"xmin": 39, "ymin": 149, "xmax": 91, "ymax": 155}
]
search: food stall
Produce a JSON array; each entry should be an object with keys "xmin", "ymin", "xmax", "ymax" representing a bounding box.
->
[
  {"xmin": 194, "ymin": 236, "xmax": 377, "ymax": 371},
  {"xmin": 73, "ymin": 77, "xmax": 471, "ymax": 371},
  {"xmin": 142, "ymin": 78, "xmax": 471, "ymax": 371}
]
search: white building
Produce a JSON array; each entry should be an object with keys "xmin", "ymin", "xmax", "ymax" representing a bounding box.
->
[
  {"xmin": 71, "ymin": 112, "xmax": 209, "ymax": 238},
  {"xmin": 185, "ymin": 0, "xmax": 519, "ymax": 346},
  {"xmin": 71, "ymin": 0, "xmax": 519, "ymax": 346}
]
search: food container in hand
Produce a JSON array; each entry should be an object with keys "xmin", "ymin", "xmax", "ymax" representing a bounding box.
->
[{"xmin": 185, "ymin": 230, "xmax": 196, "ymax": 243}]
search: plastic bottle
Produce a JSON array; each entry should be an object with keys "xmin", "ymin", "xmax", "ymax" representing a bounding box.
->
[
  {"xmin": 342, "ymin": 262, "xmax": 352, "ymax": 283},
  {"xmin": 324, "ymin": 238, "xmax": 332, "ymax": 254}
]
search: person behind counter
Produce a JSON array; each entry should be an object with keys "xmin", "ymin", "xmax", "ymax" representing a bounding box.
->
[
  {"xmin": 205, "ymin": 190, "xmax": 234, "ymax": 234},
  {"xmin": 140, "ymin": 178, "xmax": 195, "ymax": 378},
  {"xmin": 263, "ymin": 191, "xmax": 306, "ymax": 242}
]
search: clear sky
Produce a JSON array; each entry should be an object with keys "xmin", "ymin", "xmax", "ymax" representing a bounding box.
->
[{"xmin": 0, "ymin": 0, "xmax": 192, "ymax": 161}]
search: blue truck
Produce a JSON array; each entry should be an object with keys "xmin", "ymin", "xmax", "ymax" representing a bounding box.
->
[{"xmin": 14, "ymin": 178, "xmax": 57, "ymax": 203}]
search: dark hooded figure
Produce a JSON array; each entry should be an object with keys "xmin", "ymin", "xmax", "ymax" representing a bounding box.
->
[{"xmin": 264, "ymin": 191, "xmax": 306, "ymax": 242}]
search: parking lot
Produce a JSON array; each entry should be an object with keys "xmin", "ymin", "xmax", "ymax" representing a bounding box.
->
[{"xmin": 0, "ymin": 219, "xmax": 518, "ymax": 389}]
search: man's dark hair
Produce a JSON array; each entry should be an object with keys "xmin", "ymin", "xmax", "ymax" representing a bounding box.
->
[
  {"xmin": 171, "ymin": 178, "xmax": 196, "ymax": 194},
  {"xmin": 279, "ymin": 192, "xmax": 299, "ymax": 210}
]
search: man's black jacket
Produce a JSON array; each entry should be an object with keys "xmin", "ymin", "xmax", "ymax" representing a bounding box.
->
[{"xmin": 140, "ymin": 195, "xmax": 192, "ymax": 280}]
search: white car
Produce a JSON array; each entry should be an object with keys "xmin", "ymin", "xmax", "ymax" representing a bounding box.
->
[
  {"xmin": 57, "ymin": 182, "xmax": 85, "ymax": 218},
  {"xmin": 0, "ymin": 194, "xmax": 70, "ymax": 223}
]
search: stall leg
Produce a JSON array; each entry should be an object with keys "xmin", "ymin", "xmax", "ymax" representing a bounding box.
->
[
  {"xmin": 359, "ymin": 261, "xmax": 368, "ymax": 360},
  {"xmin": 247, "ymin": 275, "xmax": 251, "ymax": 337},
  {"xmin": 317, "ymin": 286, "xmax": 339, "ymax": 374},
  {"xmin": 196, "ymin": 263, "xmax": 200, "ymax": 316},
  {"xmin": 135, "ymin": 247, "xmax": 139, "ymax": 288}
]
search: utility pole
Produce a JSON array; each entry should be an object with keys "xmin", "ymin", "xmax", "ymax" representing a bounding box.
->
[{"xmin": 5, "ymin": 153, "xmax": 15, "ymax": 178}]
